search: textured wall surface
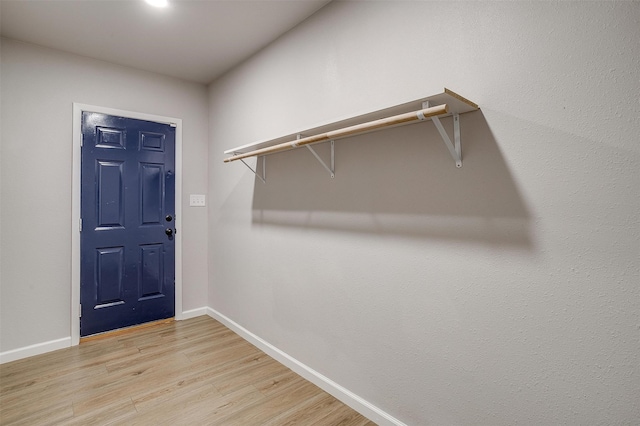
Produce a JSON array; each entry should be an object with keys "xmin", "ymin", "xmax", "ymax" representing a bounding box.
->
[
  {"xmin": 0, "ymin": 39, "xmax": 209, "ymax": 352},
  {"xmin": 208, "ymin": 2, "xmax": 639, "ymax": 424}
]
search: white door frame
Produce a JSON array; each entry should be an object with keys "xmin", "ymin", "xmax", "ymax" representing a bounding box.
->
[{"xmin": 71, "ymin": 103, "xmax": 183, "ymax": 345}]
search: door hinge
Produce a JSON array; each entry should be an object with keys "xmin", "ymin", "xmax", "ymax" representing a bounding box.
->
[
  {"xmin": 79, "ymin": 218, "xmax": 83, "ymax": 232},
  {"xmin": 170, "ymin": 123, "xmax": 177, "ymax": 128},
  {"xmin": 79, "ymin": 304, "xmax": 82, "ymax": 318}
]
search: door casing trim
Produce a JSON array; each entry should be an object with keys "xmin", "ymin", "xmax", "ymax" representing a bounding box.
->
[{"xmin": 71, "ymin": 103, "xmax": 183, "ymax": 345}]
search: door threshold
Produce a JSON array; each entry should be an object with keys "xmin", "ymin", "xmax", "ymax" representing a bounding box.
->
[{"xmin": 80, "ymin": 318, "xmax": 174, "ymax": 343}]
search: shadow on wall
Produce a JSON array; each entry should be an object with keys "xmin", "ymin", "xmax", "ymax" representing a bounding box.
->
[{"xmin": 251, "ymin": 111, "xmax": 532, "ymax": 247}]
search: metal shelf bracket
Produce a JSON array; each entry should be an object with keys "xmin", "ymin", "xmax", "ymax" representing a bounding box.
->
[
  {"xmin": 237, "ymin": 154, "xmax": 266, "ymax": 183},
  {"xmin": 424, "ymin": 101, "xmax": 462, "ymax": 168},
  {"xmin": 299, "ymin": 134, "xmax": 335, "ymax": 178}
]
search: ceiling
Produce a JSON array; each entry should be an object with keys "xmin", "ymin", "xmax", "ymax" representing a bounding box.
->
[{"xmin": 0, "ymin": 0, "xmax": 332, "ymax": 84}]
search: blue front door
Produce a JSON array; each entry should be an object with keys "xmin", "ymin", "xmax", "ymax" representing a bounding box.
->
[{"xmin": 80, "ymin": 112, "xmax": 175, "ymax": 337}]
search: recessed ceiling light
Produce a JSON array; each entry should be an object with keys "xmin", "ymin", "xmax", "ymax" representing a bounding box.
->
[{"xmin": 145, "ymin": 0, "xmax": 168, "ymax": 8}]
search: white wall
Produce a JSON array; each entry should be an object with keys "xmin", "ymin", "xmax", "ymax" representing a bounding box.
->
[
  {"xmin": 208, "ymin": 1, "xmax": 639, "ymax": 425},
  {"xmin": 0, "ymin": 39, "xmax": 209, "ymax": 353}
]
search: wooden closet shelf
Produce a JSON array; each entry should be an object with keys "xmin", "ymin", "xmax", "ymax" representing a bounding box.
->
[{"xmin": 223, "ymin": 88, "xmax": 479, "ymax": 174}]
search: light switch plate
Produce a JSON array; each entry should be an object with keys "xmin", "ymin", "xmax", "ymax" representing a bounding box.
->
[{"xmin": 190, "ymin": 194, "xmax": 206, "ymax": 207}]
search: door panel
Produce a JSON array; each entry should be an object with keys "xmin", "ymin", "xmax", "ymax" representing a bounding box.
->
[
  {"xmin": 81, "ymin": 112, "xmax": 175, "ymax": 337},
  {"xmin": 97, "ymin": 160, "xmax": 125, "ymax": 229},
  {"xmin": 140, "ymin": 163, "xmax": 164, "ymax": 225},
  {"xmin": 95, "ymin": 247, "xmax": 125, "ymax": 307},
  {"xmin": 139, "ymin": 243, "xmax": 164, "ymax": 299}
]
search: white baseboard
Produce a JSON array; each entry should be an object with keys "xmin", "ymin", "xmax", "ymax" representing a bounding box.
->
[
  {"xmin": 206, "ymin": 307, "xmax": 407, "ymax": 426},
  {"xmin": 0, "ymin": 337, "xmax": 71, "ymax": 364},
  {"xmin": 181, "ymin": 307, "xmax": 208, "ymax": 320}
]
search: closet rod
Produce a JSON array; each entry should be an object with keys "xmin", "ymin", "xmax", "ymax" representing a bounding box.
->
[{"xmin": 224, "ymin": 103, "xmax": 449, "ymax": 163}]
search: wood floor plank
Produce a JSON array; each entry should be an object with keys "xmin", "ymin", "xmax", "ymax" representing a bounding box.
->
[
  {"xmin": 309, "ymin": 399, "xmax": 374, "ymax": 426},
  {"xmin": 66, "ymin": 398, "xmax": 137, "ymax": 426},
  {"xmin": 215, "ymin": 378, "xmax": 322, "ymax": 425},
  {"xmin": 212, "ymin": 355, "xmax": 291, "ymax": 396},
  {"xmin": 104, "ymin": 342, "xmax": 188, "ymax": 373},
  {"xmin": 0, "ymin": 364, "xmax": 108, "ymax": 417},
  {"xmin": 131, "ymin": 384, "xmax": 224, "ymax": 422},
  {"xmin": 262, "ymin": 392, "xmax": 338, "ymax": 426},
  {"xmin": 185, "ymin": 338, "xmax": 260, "ymax": 368},
  {"xmin": 0, "ymin": 316, "xmax": 376, "ymax": 425},
  {"xmin": 161, "ymin": 385, "xmax": 265, "ymax": 425},
  {"xmin": 193, "ymin": 385, "xmax": 267, "ymax": 423},
  {"xmin": 124, "ymin": 385, "xmax": 265, "ymax": 426},
  {"xmin": 253, "ymin": 368, "xmax": 305, "ymax": 396},
  {"xmin": 131, "ymin": 368, "xmax": 225, "ymax": 413},
  {"xmin": 0, "ymin": 401, "xmax": 74, "ymax": 426},
  {"xmin": 72, "ymin": 354, "xmax": 195, "ymax": 414},
  {"xmin": 0, "ymin": 346, "xmax": 117, "ymax": 389}
]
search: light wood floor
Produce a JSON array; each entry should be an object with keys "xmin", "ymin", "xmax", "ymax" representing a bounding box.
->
[{"xmin": 0, "ymin": 316, "xmax": 376, "ymax": 425}]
